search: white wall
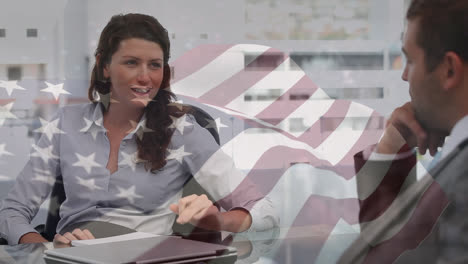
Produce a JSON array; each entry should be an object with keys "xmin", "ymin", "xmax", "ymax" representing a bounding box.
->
[{"xmin": 0, "ymin": 0, "xmax": 67, "ymax": 80}]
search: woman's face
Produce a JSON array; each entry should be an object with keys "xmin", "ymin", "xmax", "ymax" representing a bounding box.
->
[{"xmin": 103, "ymin": 38, "xmax": 164, "ymax": 109}]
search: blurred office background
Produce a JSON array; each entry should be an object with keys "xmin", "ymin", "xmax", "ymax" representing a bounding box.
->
[{"xmin": 0, "ymin": 0, "xmax": 420, "ymax": 257}]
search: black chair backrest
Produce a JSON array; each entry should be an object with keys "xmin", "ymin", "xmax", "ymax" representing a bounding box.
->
[{"xmin": 40, "ymin": 105, "xmax": 220, "ymax": 241}]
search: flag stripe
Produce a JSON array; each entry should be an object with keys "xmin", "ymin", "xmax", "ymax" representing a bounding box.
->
[
  {"xmin": 219, "ymin": 145, "xmax": 361, "ymax": 212},
  {"xmin": 315, "ymin": 102, "xmax": 375, "ymax": 167},
  {"xmin": 272, "ymin": 196, "xmax": 361, "ymax": 263},
  {"xmin": 198, "ymin": 48, "xmax": 288, "ymax": 106},
  {"xmin": 335, "ymin": 111, "xmax": 383, "ymax": 169},
  {"xmin": 362, "ymin": 182, "xmax": 449, "ymax": 264},
  {"xmin": 255, "ymin": 75, "xmax": 318, "ymax": 125},
  {"xmin": 276, "ymin": 99, "xmax": 334, "ymax": 137},
  {"xmin": 224, "ymin": 63, "xmax": 305, "ymax": 117},
  {"xmin": 359, "ymin": 154, "xmax": 417, "ymax": 223},
  {"xmin": 211, "ymin": 105, "xmax": 377, "ymax": 178},
  {"xmin": 171, "ymin": 46, "xmax": 265, "ymax": 98},
  {"xmin": 298, "ymin": 100, "xmax": 351, "ymax": 148},
  {"xmin": 170, "ymin": 44, "xmax": 234, "ymax": 83}
]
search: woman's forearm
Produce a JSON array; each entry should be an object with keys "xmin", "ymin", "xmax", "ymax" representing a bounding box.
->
[
  {"xmin": 19, "ymin": 232, "xmax": 48, "ymax": 244},
  {"xmin": 221, "ymin": 209, "xmax": 252, "ymax": 233}
]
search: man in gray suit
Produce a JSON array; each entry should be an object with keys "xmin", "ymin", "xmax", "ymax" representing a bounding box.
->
[{"xmin": 339, "ymin": 0, "xmax": 468, "ymax": 263}]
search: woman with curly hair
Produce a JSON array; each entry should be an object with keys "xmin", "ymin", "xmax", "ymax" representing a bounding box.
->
[{"xmin": 0, "ymin": 13, "xmax": 278, "ymax": 245}]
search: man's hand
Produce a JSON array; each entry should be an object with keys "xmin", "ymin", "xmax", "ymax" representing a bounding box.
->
[
  {"xmin": 18, "ymin": 232, "xmax": 48, "ymax": 244},
  {"xmin": 377, "ymin": 102, "xmax": 446, "ymax": 156},
  {"xmin": 53, "ymin": 228, "xmax": 95, "ymax": 246}
]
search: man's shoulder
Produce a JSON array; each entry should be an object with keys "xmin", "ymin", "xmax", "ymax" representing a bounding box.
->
[
  {"xmin": 432, "ymin": 138, "xmax": 468, "ymax": 195},
  {"xmin": 434, "ymin": 139, "xmax": 468, "ymax": 173}
]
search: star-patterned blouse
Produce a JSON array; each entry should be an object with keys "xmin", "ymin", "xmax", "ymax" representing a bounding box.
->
[{"xmin": 0, "ymin": 103, "xmax": 279, "ymax": 245}]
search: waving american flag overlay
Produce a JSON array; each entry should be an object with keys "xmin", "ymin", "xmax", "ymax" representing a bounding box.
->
[
  {"xmin": 168, "ymin": 44, "xmax": 448, "ymax": 264},
  {"xmin": 0, "ymin": 44, "xmax": 447, "ymax": 263}
]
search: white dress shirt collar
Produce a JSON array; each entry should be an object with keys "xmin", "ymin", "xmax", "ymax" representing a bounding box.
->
[{"xmin": 441, "ymin": 115, "xmax": 468, "ymax": 159}]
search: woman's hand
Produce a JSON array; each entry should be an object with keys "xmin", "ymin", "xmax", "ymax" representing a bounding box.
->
[
  {"xmin": 53, "ymin": 228, "xmax": 95, "ymax": 246},
  {"xmin": 169, "ymin": 194, "xmax": 253, "ymax": 232},
  {"xmin": 170, "ymin": 194, "xmax": 224, "ymax": 231}
]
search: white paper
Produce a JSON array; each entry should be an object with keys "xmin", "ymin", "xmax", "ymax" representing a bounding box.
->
[{"xmin": 71, "ymin": 232, "xmax": 164, "ymax": 247}]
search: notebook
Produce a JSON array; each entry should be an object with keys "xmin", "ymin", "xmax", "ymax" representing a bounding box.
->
[
  {"xmin": 70, "ymin": 231, "xmax": 162, "ymax": 247},
  {"xmin": 43, "ymin": 236, "xmax": 237, "ymax": 264}
]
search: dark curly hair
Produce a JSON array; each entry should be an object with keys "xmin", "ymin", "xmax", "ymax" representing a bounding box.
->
[{"xmin": 88, "ymin": 13, "xmax": 187, "ymax": 171}]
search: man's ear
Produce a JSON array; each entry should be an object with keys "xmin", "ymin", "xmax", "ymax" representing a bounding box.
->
[{"xmin": 442, "ymin": 52, "xmax": 463, "ymax": 92}]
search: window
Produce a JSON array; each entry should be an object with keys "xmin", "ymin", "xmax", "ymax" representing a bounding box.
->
[
  {"xmin": 0, "ymin": 28, "xmax": 5, "ymax": 38},
  {"xmin": 320, "ymin": 116, "xmax": 384, "ymax": 133},
  {"xmin": 244, "ymin": 53, "xmax": 285, "ymax": 71},
  {"xmin": 323, "ymin": 87, "xmax": 384, "ymax": 99},
  {"xmin": 244, "ymin": 89, "xmax": 282, "ymax": 101},
  {"xmin": 289, "ymin": 118, "xmax": 308, "ymax": 132},
  {"xmin": 289, "ymin": 93, "xmax": 310, "ymax": 100},
  {"xmin": 245, "ymin": 118, "xmax": 283, "ymax": 134},
  {"xmin": 7, "ymin": 66, "xmax": 22, "ymax": 80},
  {"xmin": 289, "ymin": 88, "xmax": 314, "ymax": 100},
  {"xmin": 26, "ymin": 28, "xmax": 38, "ymax": 38},
  {"xmin": 290, "ymin": 53, "xmax": 384, "ymax": 71}
]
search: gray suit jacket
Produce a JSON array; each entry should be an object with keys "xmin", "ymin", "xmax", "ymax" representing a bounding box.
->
[{"xmin": 339, "ymin": 139, "xmax": 468, "ymax": 264}]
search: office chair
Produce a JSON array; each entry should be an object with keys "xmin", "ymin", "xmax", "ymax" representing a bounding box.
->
[{"xmin": 0, "ymin": 105, "xmax": 221, "ymax": 244}]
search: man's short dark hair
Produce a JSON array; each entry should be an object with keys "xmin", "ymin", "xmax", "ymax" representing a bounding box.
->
[{"xmin": 407, "ymin": 0, "xmax": 468, "ymax": 72}]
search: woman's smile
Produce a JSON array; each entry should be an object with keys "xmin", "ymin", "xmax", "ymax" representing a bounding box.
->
[{"xmin": 130, "ymin": 85, "xmax": 152, "ymax": 96}]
